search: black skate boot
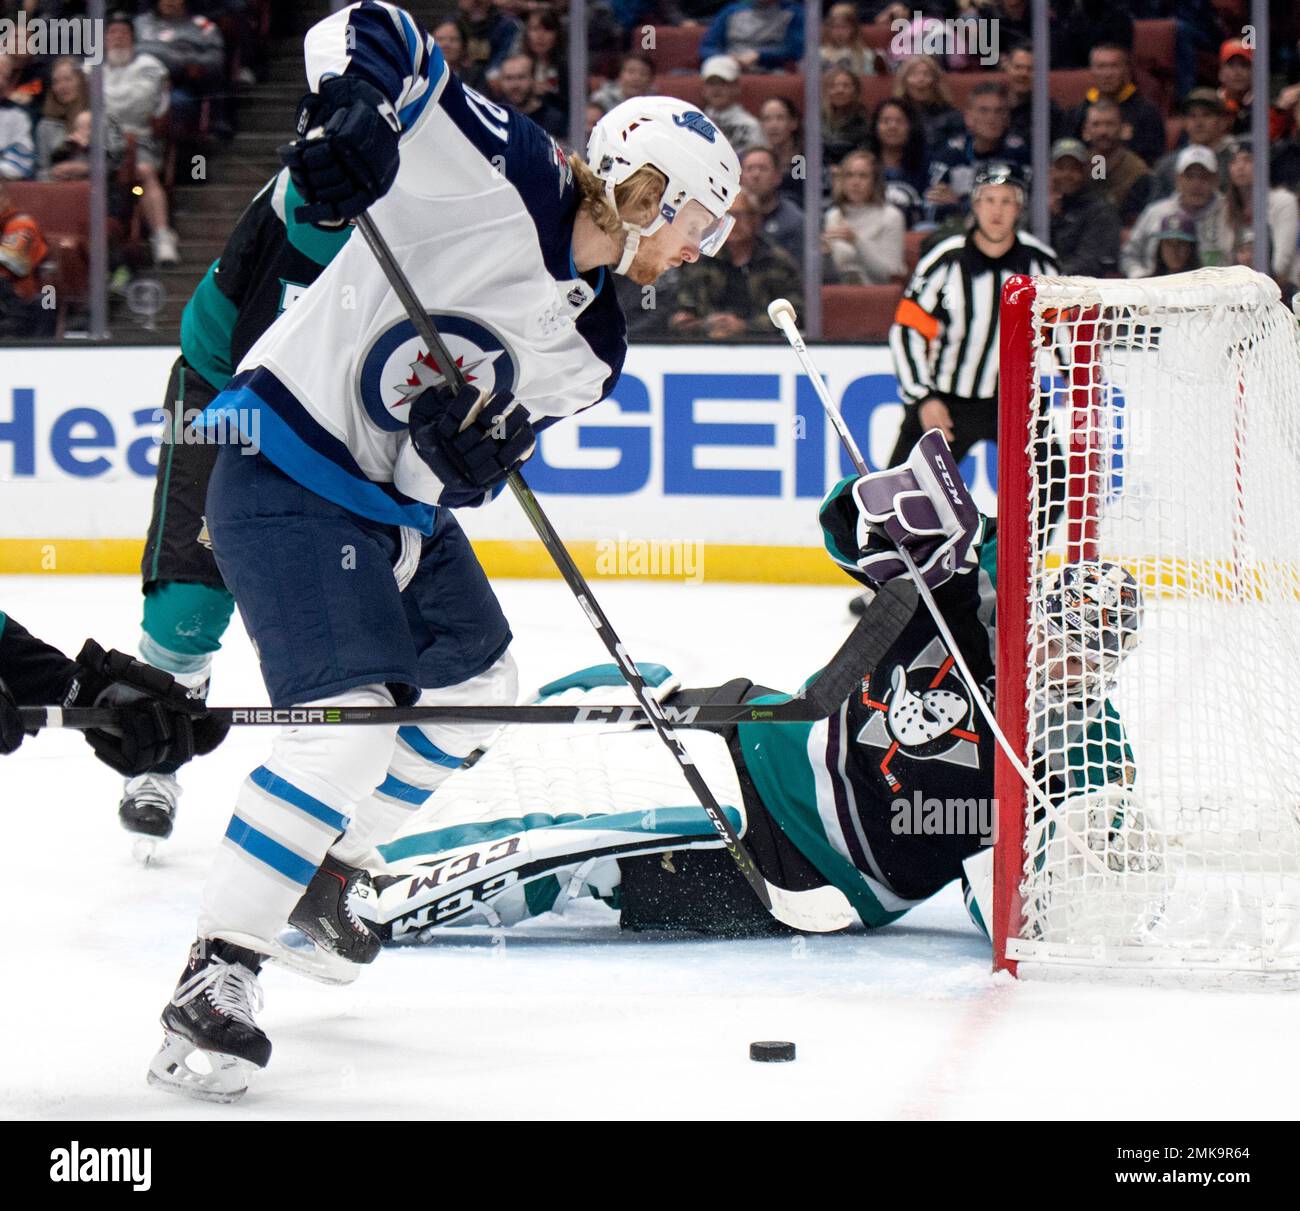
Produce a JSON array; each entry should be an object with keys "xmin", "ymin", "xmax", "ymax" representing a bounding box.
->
[
  {"xmin": 277, "ymin": 854, "xmax": 381, "ymax": 985},
  {"xmin": 147, "ymin": 938, "xmax": 270, "ymax": 1103},
  {"xmin": 119, "ymin": 772, "xmax": 180, "ymax": 863}
]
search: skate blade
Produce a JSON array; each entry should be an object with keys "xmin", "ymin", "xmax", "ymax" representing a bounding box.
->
[
  {"xmin": 132, "ymin": 837, "xmax": 161, "ymax": 866},
  {"xmin": 147, "ymin": 1032, "xmax": 258, "ymax": 1104},
  {"xmin": 266, "ymin": 926, "xmax": 362, "ymax": 986}
]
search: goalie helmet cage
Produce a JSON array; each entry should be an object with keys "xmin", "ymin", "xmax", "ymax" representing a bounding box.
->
[{"xmin": 993, "ymin": 267, "xmax": 1300, "ymax": 987}]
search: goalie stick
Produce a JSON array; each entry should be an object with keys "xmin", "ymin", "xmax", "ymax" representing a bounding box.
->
[
  {"xmin": 20, "ymin": 580, "xmax": 916, "ymax": 732},
  {"xmin": 767, "ymin": 298, "xmax": 1111, "ymax": 878}
]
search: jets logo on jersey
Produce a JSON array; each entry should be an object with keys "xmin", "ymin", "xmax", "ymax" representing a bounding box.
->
[
  {"xmin": 856, "ymin": 638, "xmax": 983, "ymax": 791},
  {"xmin": 672, "ymin": 111, "xmax": 717, "ymax": 142},
  {"xmin": 358, "ymin": 313, "xmax": 518, "ymax": 433}
]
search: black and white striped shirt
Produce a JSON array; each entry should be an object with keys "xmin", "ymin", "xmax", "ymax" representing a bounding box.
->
[{"xmin": 890, "ymin": 231, "xmax": 1058, "ymax": 405}]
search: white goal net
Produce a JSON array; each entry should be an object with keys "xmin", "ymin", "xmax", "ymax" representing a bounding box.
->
[{"xmin": 993, "ymin": 267, "xmax": 1300, "ymax": 986}]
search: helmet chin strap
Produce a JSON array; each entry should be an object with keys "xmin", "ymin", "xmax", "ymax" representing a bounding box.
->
[{"xmin": 613, "ymin": 223, "xmax": 642, "ymax": 276}]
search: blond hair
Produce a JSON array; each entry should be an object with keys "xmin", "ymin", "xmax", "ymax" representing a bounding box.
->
[
  {"xmin": 893, "ymin": 55, "xmax": 952, "ymax": 108},
  {"xmin": 832, "ymin": 149, "xmax": 884, "ymax": 207},
  {"xmin": 570, "ymin": 153, "xmax": 668, "ymax": 240}
]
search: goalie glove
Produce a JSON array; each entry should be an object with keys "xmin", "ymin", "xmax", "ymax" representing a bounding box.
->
[
  {"xmin": 408, "ymin": 381, "xmax": 536, "ymax": 508},
  {"xmin": 69, "ymin": 641, "xmax": 229, "ymax": 777},
  {"xmin": 279, "ymin": 75, "xmax": 402, "ymax": 225},
  {"xmin": 851, "ymin": 428, "xmax": 982, "ymax": 590}
]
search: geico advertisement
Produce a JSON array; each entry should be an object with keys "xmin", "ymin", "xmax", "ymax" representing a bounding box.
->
[{"xmin": 0, "ymin": 345, "xmax": 1000, "ymax": 544}]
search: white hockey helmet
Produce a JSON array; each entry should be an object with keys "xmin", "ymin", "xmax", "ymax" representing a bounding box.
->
[{"xmin": 587, "ymin": 95, "xmax": 742, "ymax": 274}]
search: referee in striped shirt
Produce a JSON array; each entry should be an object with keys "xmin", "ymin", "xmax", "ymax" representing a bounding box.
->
[{"xmin": 888, "ymin": 162, "xmax": 1063, "ymax": 522}]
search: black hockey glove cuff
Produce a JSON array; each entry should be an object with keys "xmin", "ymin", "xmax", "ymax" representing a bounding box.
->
[
  {"xmin": 70, "ymin": 640, "xmax": 228, "ymax": 777},
  {"xmin": 279, "ymin": 75, "xmax": 402, "ymax": 225},
  {"xmin": 408, "ymin": 382, "xmax": 536, "ymax": 507}
]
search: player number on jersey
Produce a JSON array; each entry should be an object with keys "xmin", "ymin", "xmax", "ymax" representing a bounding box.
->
[{"xmin": 462, "ymin": 85, "xmax": 510, "ymax": 142}]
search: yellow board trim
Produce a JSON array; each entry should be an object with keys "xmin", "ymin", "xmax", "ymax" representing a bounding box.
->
[{"xmin": 0, "ymin": 538, "xmax": 853, "ymax": 585}]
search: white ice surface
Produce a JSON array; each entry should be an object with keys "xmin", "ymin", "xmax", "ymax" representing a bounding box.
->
[{"xmin": 2, "ymin": 575, "xmax": 1296, "ymax": 1121}]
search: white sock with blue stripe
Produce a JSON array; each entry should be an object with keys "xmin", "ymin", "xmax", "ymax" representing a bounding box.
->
[
  {"xmin": 329, "ymin": 653, "xmax": 519, "ymax": 867},
  {"xmin": 198, "ymin": 685, "xmax": 398, "ymax": 947}
]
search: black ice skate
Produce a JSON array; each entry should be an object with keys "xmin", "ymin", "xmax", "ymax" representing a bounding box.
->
[
  {"xmin": 147, "ymin": 939, "xmax": 270, "ymax": 1103},
  {"xmin": 275, "ymin": 854, "xmax": 381, "ymax": 986},
  {"xmin": 119, "ymin": 772, "xmax": 180, "ymax": 864}
]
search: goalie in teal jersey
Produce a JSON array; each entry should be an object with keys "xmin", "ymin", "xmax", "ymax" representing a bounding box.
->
[{"xmin": 350, "ymin": 432, "xmax": 1145, "ymax": 947}]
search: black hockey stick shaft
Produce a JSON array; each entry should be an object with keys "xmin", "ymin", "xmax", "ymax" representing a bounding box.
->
[
  {"xmin": 353, "ymin": 214, "xmax": 785, "ymax": 921},
  {"xmin": 18, "ymin": 581, "xmax": 916, "ymax": 733}
]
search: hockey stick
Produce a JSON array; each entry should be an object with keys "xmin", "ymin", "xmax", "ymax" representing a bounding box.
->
[
  {"xmin": 768, "ymin": 299, "xmax": 1111, "ymax": 877},
  {"xmin": 344, "ymin": 213, "xmax": 860, "ymax": 932},
  {"xmin": 19, "ymin": 582, "xmax": 915, "ymax": 732}
]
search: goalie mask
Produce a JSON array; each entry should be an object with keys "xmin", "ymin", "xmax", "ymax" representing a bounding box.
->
[
  {"xmin": 587, "ymin": 96, "xmax": 742, "ymax": 275},
  {"xmin": 1034, "ymin": 561, "xmax": 1143, "ymax": 704}
]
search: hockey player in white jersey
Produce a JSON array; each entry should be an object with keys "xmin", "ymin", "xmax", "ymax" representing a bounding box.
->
[{"xmin": 146, "ymin": 0, "xmax": 742, "ymax": 1102}]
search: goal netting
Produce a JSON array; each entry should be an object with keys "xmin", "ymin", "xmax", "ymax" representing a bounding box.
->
[{"xmin": 993, "ymin": 267, "xmax": 1300, "ymax": 986}]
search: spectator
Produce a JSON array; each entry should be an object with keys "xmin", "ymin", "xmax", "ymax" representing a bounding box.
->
[
  {"xmin": 456, "ymin": 0, "xmax": 521, "ymax": 79},
  {"xmin": 1002, "ymin": 42, "xmax": 1064, "ymax": 146},
  {"xmin": 0, "ymin": 55, "xmax": 36, "ymax": 179},
  {"xmin": 514, "ymin": 8, "xmax": 566, "ymax": 109},
  {"xmin": 134, "ymin": 0, "xmax": 225, "ymax": 140},
  {"xmin": 1068, "ymin": 43, "xmax": 1166, "ymax": 169},
  {"xmin": 1122, "ymin": 146, "xmax": 1233, "ymax": 277},
  {"xmin": 822, "ymin": 148, "xmax": 905, "ymax": 285},
  {"xmin": 1082, "ymin": 97, "xmax": 1152, "ymax": 225},
  {"xmin": 892, "ymin": 55, "xmax": 958, "ymax": 148},
  {"xmin": 0, "ymin": 181, "xmax": 50, "ymax": 337},
  {"xmin": 589, "ymin": 53, "xmax": 655, "ymax": 114},
  {"xmin": 1048, "ymin": 137, "xmax": 1120, "ymax": 276},
  {"xmin": 1272, "ymin": 84, "xmax": 1300, "ymax": 194},
  {"xmin": 926, "ymin": 82, "xmax": 1028, "ymax": 222},
  {"xmin": 103, "ymin": 11, "xmax": 178, "ymax": 265},
  {"xmin": 612, "ymin": 263, "xmax": 678, "ymax": 340},
  {"xmin": 1150, "ymin": 88, "xmax": 1232, "ymax": 199},
  {"xmin": 1232, "ymin": 225, "xmax": 1254, "ymax": 268},
  {"xmin": 669, "ymin": 189, "xmax": 803, "ymax": 338},
  {"xmin": 493, "ymin": 53, "xmax": 566, "ymax": 139},
  {"xmin": 822, "ymin": 65, "xmax": 871, "ymax": 166},
  {"xmin": 700, "ymin": 0, "xmax": 804, "ymax": 73},
  {"xmin": 740, "ymin": 144, "xmax": 803, "ymax": 260},
  {"xmin": 584, "ymin": 101, "xmax": 604, "ymax": 144},
  {"xmin": 1223, "ymin": 140, "xmax": 1298, "ymax": 287},
  {"xmin": 36, "ymin": 56, "xmax": 89, "ymax": 179},
  {"xmin": 1051, "ymin": 0, "xmax": 1134, "ymax": 70},
  {"xmin": 868, "ymin": 97, "xmax": 929, "ymax": 229},
  {"xmin": 1217, "ymin": 38, "xmax": 1253, "ymax": 137},
  {"xmin": 757, "ymin": 95, "xmax": 804, "ymax": 204},
  {"xmin": 822, "ymin": 3, "xmax": 880, "ymax": 77},
  {"xmin": 435, "ymin": 19, "xmax": 485, "ymax": 91},
  {"xmin": 699, "ymin": 55, "xmax": 762, "ymax": 156},
  {"xmin": 973, "ymin": 0, "xmax": 1033, "ymax": 48},
  {"xmin": 1150, "ymin": 210, "xmax": 1199, "ymax": 276}
]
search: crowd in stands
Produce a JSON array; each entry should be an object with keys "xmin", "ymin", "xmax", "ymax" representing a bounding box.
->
[
  {"xmin": 4, "ymin": 1, "xmax": 1300, "ymax": 340},
  {"xmin": 557, "ymin": 0, "xmax": 1300, "ymax": 335},
  {"xmin": 0, "ymin": 0, "xmax": 270, "ymax": 335}
]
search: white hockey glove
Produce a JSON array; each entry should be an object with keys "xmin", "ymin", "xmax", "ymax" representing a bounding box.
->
[{"xmin": 851, "ymin": 429, "xmax": 982, "ymax": 590}]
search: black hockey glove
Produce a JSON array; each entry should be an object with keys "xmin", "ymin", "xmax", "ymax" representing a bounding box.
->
[
  {"xmin": 851, "ymin": 429, "xmax": 982, "ymax": 591},
  {"xmin": 408, "ymin": 381, "xmax": 536, "ymax": 507},
  {"xmin": 0, "ymin": 680, "xmax": 26, "ymax": 755},
  {"xmin": 279, "ymin": 75, "xmax": 401, "ymax": 225},
  {"xmin": 69, "ymin": 641, "xmax": 229, "ymax": 777}
]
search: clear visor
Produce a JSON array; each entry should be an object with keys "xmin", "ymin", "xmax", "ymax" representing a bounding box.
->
[{"xmin": 660, "ymin": 198, "xmax": 735, "ymax": 257}]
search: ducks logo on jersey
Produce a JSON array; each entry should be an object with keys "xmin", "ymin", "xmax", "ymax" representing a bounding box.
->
[
  {"xmin": 358, "ymin": 313, "xmax": 518, "ymax": 433},
  {"xmin": 855, "ymin": 637, "xmax": 984, "ymax": 791}
]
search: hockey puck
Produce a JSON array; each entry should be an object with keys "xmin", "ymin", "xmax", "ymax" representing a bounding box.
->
[{"xmin": 749, "ymin": 1040, "xmax": 796, "ymax": 1063}]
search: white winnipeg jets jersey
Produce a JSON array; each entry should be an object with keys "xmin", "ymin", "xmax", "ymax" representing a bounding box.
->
[{"xmin": 206, "ymin": 1, "xmax": 626, "ymax": 533}]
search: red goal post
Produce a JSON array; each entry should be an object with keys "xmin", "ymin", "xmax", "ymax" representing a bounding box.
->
[{"xmin": 991, "ymin": 267, "xmax": 1300, "ymax": 987}]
